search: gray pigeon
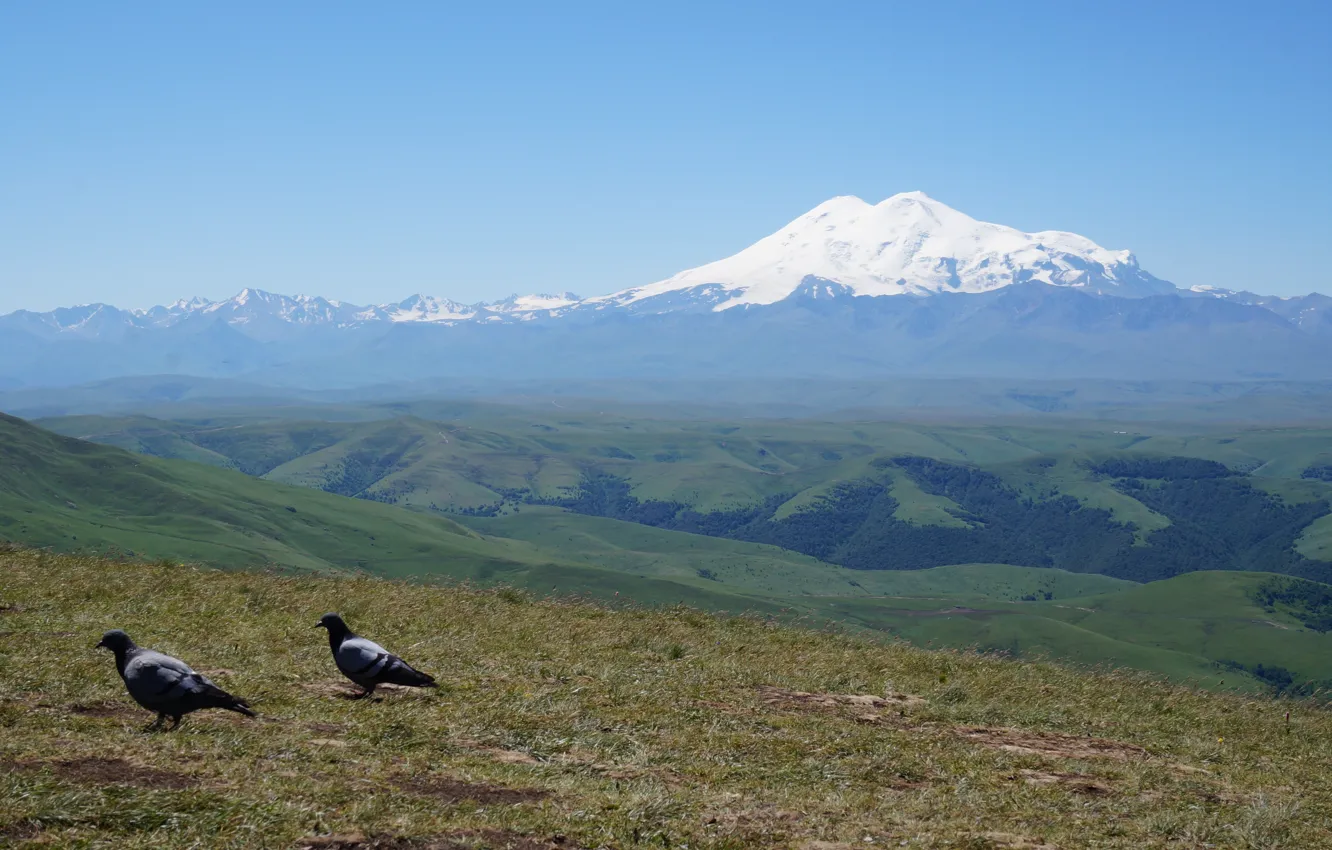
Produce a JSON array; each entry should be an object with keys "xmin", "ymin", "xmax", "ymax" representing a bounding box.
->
[
  {"xmin": 315, "ymin": 613, "xmax": 437, "ymax": 698},
  {"xmin": 95, "ymin": 630, "xmax": 256, "ymax": 730}
]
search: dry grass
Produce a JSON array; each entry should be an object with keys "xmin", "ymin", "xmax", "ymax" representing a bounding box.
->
[{"xmin": 1, "ymin": 549, "xmax": 1329, "ymax": 848}]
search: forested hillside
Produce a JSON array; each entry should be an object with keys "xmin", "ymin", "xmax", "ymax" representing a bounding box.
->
[{"xmin": 541, "ymin": 458, "xmax": 1332, "ymax": 583}]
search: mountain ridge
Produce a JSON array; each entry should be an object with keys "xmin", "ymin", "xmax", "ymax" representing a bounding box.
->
[
  {"xmin": 5, "ymin": 193, "xmax": 1332, "ymax": 389},
  {"xmin": 9, "ymin": 190, "xmax": 1330, "ymax": 336},
  {"xmin": 0, "ymin": 191, "xmax": 1245, "ymax": 332}
]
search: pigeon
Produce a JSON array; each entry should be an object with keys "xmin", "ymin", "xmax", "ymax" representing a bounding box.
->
[
  {"xmin": 95, "ymin": 630, "xmax": 256, "ymax": 730},
  {"xmin": 315, "ymin": 613, "xmax": 437, "ymax": 698}
]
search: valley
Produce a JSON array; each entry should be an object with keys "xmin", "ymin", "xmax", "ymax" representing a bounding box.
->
[{"xmin": 8, "ymin": 404, "xmax": 1331, "ymax": 698}]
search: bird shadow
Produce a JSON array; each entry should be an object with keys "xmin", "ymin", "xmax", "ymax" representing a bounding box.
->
[{"xmin": 302, "ymin": 681, "xmax": 427, "ymax": 702}]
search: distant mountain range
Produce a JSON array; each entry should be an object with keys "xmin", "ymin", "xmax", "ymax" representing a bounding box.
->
[{"xmin": 3, "ymin": 192, "xmax": 1331, "ymax": 389}]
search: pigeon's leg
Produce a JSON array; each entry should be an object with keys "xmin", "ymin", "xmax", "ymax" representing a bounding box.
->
[
  {"xmin": 165, "ymin": 714, "xmax": 182, "ymax": 731},
  {"xmin": 352, "ymin": 685, "xmax": 376, "ymax": 700},
  {"xmin": 145, "ymin": 714, "xmax": 166, "ymax": 732}
]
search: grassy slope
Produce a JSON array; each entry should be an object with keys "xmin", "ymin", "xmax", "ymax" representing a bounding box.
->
[
  {"xmin": 461, "ymin": 511, "xmax": 1332, "ymax": 693},
  {"xmin": 1296, "ymin": 514, "xmax": 1332, "ymax": 559},
  {"xmin": 882, "ymin": 465, "xmax": 975, "ymax": 528},
  {"xmin": 822, "ymin": 571, "xmax": 1332, "ymax": 694},
  {"xmin": 0, "ymin": 413, "xmax": 769, "ymax": 610},
  {"xmin": 2, "ymin": 550, "xmax": 1329, "ymax": 849},
  {"xmin": 1041, "ymin": 572, "xmax": 1332, "ymax": 682},
  {"xmin": 4, "ymin": 412, "xmax": 1107, "ymax": 620},
  {"xmin": 32, "ymin": 414, "xmax": 242, "ymax": 470},
  {"xmin": 32, "ymin": 413, "xmax": 1128, "ymax": 512},
  {"xmin": 462, "ymin": 507, "xmax": 1130, "ymax": 602},
  {"xmin": 38, "ymin": 413, "xmax": 1332, "ymax": 560},
  {"xmin": 0, "ymin": 413, "xmax": 544, "ymax": 577}
]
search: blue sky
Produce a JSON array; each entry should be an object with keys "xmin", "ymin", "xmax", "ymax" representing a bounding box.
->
[{"xmin": 1, "ymin": 1, "xmax": 1328, "ymax": 312}]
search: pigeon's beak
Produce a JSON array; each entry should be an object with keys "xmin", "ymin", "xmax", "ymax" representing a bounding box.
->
[
  {"xmin": 314, "ymin": 623, "xmax": 325, "ymax": 629},
  {"xmin": 94, "ymin": 639, "xmax": 107, "ymax": 650}
]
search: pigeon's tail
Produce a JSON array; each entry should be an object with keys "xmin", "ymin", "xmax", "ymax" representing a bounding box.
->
[
  {"xmin": 227, "ymin": 699, "xmax": 258, "ymax": 718},
  {"xmin": 198, "ymin": 681, "xmax": 257, "ymax": 717},
  {"xmin": 383, "ymin": 662, "xmax": 438, "ymax": 689}
]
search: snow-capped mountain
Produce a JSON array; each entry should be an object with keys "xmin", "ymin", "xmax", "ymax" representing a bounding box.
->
[
  {"xmin": 3, "ymin": 191, "xmax": 1186, "ymax": 334},
  {"xmin": 373, "ymin": 294, "xmax": 479, "ymax": 323},
  {"xmin": 7, "ymin": 191, "xmax": 1332, "ymax": 392},
  {"xmin": 0, "ymin": 288, "xmax": 589, "ymax": 337},
  {"xmin": 592, "ymin": 191, "xmax": 1177, "ymax": 312}
]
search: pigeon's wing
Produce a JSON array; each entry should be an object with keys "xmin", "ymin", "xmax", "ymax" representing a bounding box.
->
[
  {"xmin": 124, "ymin": 651, "xmax": 254, "ymax": 716},
  {"xmin": 123, "ymin": 651, "xmax": 211, "ymax": 708},
  {"xmin": 376, "ymin": 653, "xmax": 437, "ymax": 688},
  {"xmin": 335, "ymin": 636, "xmax": 393, "ymax": 681},
  {"xmin": 336, "ymin": 636, "xmax": 435, "ymax": 688}
]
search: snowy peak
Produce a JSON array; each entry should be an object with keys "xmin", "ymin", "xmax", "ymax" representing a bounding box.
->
[
  {"xmin": 381, "ymin": 294, "xmax": 478, "ymax": 323},
  {"xmin": 483, "ymin": 292, "xmax": 581, "ymax": 315},
  {"xmin": 4, "ymin": 287, "xmax": 591, "ymax": 336},
  {"xmin": 596, "ymin": 192, "xmax": 1175, "ymax": 311}
]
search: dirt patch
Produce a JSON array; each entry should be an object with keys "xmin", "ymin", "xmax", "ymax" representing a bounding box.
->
[
  {"xmin": 54, "ymin": 757, "xmax": 197, "ymax": 790},
  {"xmin": 955, "ymin": 726, "xmax": 1148, "ymax": 761},
  {"xmin": 0, "ymin": 603, "xmax": 24, "ymax": 615},
  {"xmin": 0, "ymin": 819, "xmax": 43, "ymax": 840},
  {"xmin": 67, "ymin": 701, "xmax": 139, "ymax": 718},
  {"xmin": 757, "ymin": 686, "xmax": 925, "ymax": 713},
  {"xmin": 1011, "ymin": 768, "xmax": 1112, "ymax": 796},
  {"xmin": 307, "ymin": 722, "xmax": 346, "ymax": 735},
  {"xmin": 4, "ymin": 756, "xmax": 198, "ymax": 790},
  {"xmin": 393, "ymin": 775, "xmax": 550, "ymax": 805},
  {"xmin": 296, "ymin": 830, "xmax": 575, "ymax": 849}
]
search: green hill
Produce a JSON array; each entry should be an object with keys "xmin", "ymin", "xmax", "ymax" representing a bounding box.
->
[
  {"xmin": 0, "ymin": 412, "xmax": 619, "ymax": 588},
  {"xmin": 10, "ymin": 412, "xmax": 1332, "ymax": 696},
  {"xmin": 461, "ymin": 507, "xmax": 1133, "ymax": 602},
  {"xmin": 820, "ymin": 571, "xmax": 1332, "ymax": 696},
  {"xmin": 41, "ymin": 411, "xmax": 1332, "ymax": 586},
  {"xmin": 454, "ymin": 510, "xmax": 1332, "ymax": 696},
  {"xmin": 2, "ymin": 549, "xmax": 1329, "ymax": 848}
]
